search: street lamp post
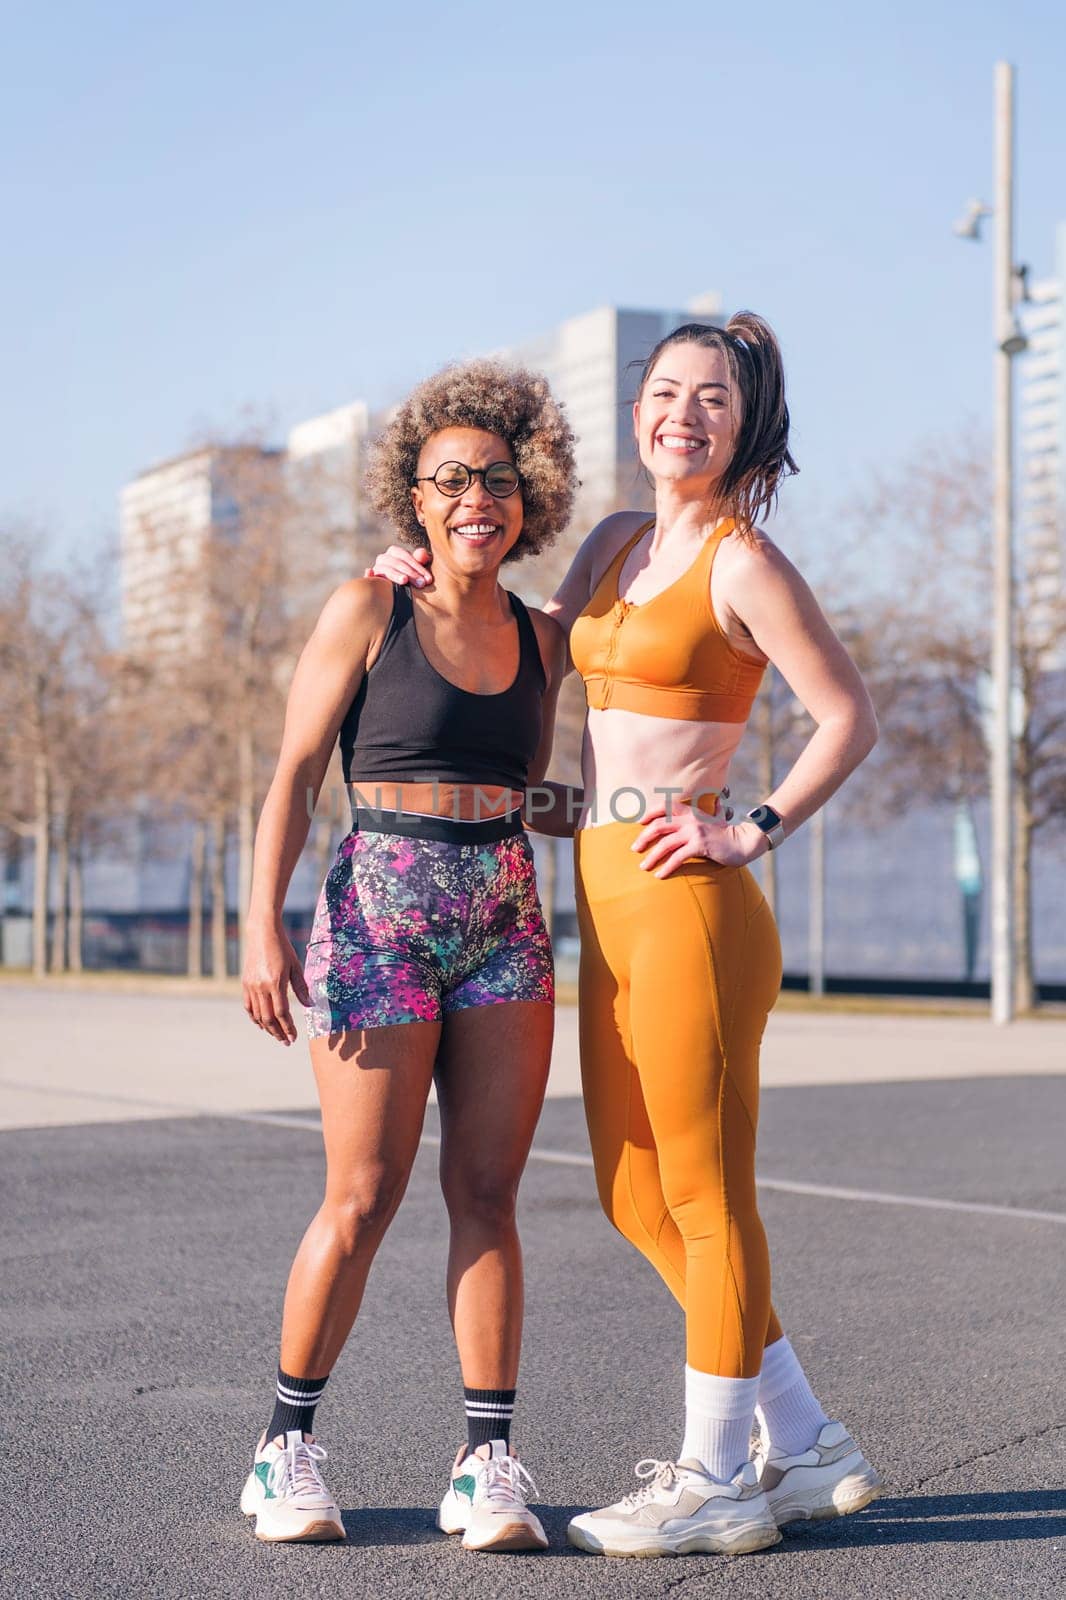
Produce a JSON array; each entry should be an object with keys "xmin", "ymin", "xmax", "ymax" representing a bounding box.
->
[
  {"xmin": 809, "ymin": 801, "xmax": 826, "ymax": 997},
  {"xmin": 955, "ymin": 61, "xmax": 1027, "ymax": 1024},
  {"xmin": 991, "ymin": 61, "xmax": 1020, "ymax": 1025}
]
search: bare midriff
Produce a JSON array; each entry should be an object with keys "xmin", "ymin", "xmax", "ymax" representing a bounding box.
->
[
  {"xmin": 345, "ymin": 778, "xmax": 525, "ymax": 822},
  {"xmin": 576, "ymin": 708, "xmax": 747, "ymax": 829},
  {"xmin": 568, "ymin": 518, "xmax": 766, "ymax": 829}
]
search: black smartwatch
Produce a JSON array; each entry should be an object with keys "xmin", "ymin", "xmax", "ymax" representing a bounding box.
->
[{"xmin": 746, "ymin": 804, "xmax": 786, "ymax": 850}]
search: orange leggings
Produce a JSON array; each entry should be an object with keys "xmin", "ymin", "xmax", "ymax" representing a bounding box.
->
[{"xmin": 575, "ymin": 822, "xmax": 784, "ymax": 1378}]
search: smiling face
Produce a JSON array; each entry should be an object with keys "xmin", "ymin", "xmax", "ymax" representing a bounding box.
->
[
  {"xmin": 410, "ymin": 426, "xmax": 524, "ymax": 576},
  {"xmin": 633, "ymin": 341, "xmax": 740, "ymax": 495}
]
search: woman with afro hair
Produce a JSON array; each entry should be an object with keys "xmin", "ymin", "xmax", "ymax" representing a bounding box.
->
[{"xmin": 239, "ymin": 359, "xmax": 577, "ymax": 1553}]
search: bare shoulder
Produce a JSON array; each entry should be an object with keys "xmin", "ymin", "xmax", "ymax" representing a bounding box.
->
[
  {"xmin": 323, "ymin": 574, "xmax": 394, "ymax": 621},
  {"xmin": 716, "ymin": 525, "xmax": 807, "ymax": 598},
  {"xmin": 583, "ymin": 509, "xmax": 654, "ymax": 589},
  {"xmin": 718, "ymin": 524, "xmax": 788, "ymax": 570},
  {"xmin": 316, "ymin": 576, "xmax": 393, "ymax": 634},
  {"xmin": 303, "ymin": 577, "xmax": 394, "ymax": 672},
  {"xmin": 714, "ymin": 525, "xmax": 828, "ymax": 658}
]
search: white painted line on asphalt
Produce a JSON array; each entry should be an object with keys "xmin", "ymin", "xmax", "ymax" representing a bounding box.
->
[
  {"xmin": 227, "ymin": 1116, "xmax": 594, "ymax": 1165},
  {"xmin": 751, "ymin": 1174, "xmax": 1066, "ymax": 1225},
  {"xmin": 229, "ymin": 1113, "xmax": 1066, "ymax": 1227},
  {"xmin": 227, "ymin": 1110, "xmax": 328, "ymax": 1132},
  {"xmin": 7, "ymin": 1093, "xmax": 1061, "ymax": 1228},
  {"xmin": 0, "ymin": 1077, "xmax": 210, "ymax": 1117}
]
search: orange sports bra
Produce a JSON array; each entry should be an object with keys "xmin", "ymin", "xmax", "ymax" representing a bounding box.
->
[{"xmin": 569, "ymin": 518, "xmax": 766, "ymax": 723}]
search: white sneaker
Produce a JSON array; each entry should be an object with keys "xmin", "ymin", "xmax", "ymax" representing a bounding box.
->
[
  {"xmin": 239, "ymin": 1429, "xmax": 345, "ymax": 1542},
  {"xmin": 567, "ymin": 1458, "xmax": 781, "ymax": 1558},
  {"xmin": 437, "ymin": 1439, "xmax": 548, "ymax": 1552},
  {"xmin": 756, "ymin": 1420, "xmax": 883, "ymax": 1525}
]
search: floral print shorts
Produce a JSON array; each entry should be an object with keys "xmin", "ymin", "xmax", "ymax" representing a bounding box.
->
[{"xmin": 303, "ymin": 811, "xmax": 555, "ymax": 1037}]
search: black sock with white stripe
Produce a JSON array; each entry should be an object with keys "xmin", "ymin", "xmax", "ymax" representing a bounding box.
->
[
  {"xmin": 266, "ymin": 1367, "xmax": 329, "ymax": 1442},
  {"xmin": 464, "ymin": 1386, "xmax": 516, "ymax": 1453}
]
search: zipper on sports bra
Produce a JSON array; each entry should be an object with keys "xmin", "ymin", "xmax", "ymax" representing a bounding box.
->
[{"xmin": 602, "ymin": 599, "xmax": 633, "ymax": 708}]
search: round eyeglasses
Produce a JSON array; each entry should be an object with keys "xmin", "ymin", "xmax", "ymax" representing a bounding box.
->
[{"xmin": 413, "ymin": 461, "xmax": 521, "ymax": 499}]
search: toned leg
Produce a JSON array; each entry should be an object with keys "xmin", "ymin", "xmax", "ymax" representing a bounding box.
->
[
  {"xmin": 629, "ymin": 865, "xmax": 781, "ymax": 1378},
  {"xmin": 577, "ymin": 892, "xmax": 687, "ymax": 1302},
  {"xmin": 436, "ymin": 1000, "xmax": 553, "ymax": 1387},
  {"xmin": 579, "ymin": 864, "xmax": 785, "ymax": 1351},
  {"xmin": 278, "ymin": 1022, "xmax": 440, "ymax": 1377}
]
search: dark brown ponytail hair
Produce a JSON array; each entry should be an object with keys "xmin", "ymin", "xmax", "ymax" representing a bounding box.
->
[{"xmin": 637, "ymin": 311, "xmax": 798, "ymax": 535}]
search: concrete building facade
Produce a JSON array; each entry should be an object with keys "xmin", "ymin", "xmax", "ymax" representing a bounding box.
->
[
  {"xmin": 119, "ymin": 445, "xmax": 281, "ymax": 656},
  {"xmin": 284, "ymin": 399, "xmax": 377, "ymax": 597},
  {"xmin": 120, "ymin": 299, "xmax": 727, "ymax": 651},
  {"xmin": 120, "ymin": 405, "xmax": 380, "ymax": 663}
]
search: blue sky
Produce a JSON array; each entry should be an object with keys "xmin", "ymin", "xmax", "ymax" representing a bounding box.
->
[{"xmin": 3, "ymin": 0, "xmax": 1064, "ymax": 555}]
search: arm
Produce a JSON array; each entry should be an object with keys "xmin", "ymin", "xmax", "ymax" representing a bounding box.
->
[
  {"xmin": 636, "ymin": 538, "xmax": 878, "ymax": 877},
  {"xmin": 729, "ymin": 537, "xmax": 878, "ymax": 847},
  {"xmin": 242, "ymin": 579, "xmax": 391, "ymax": 1043},
  {"xmin": 523, "ymin": 610, "xmax": 585, "ymax": 837}
]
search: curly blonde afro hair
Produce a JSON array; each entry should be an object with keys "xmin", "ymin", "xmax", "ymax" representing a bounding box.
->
[{"xmin": 365, "ymin": 358, "xmax": 578, "ymax": 562}]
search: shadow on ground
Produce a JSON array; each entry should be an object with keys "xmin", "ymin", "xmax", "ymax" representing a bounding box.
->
[
  {"xmin": 778, "ymin": 1490, "xmax": 1066, "ymax": 1549},
  {"xmin": 332, "ymin": 1492, "xmax": 1065, "ymax": 1555}
]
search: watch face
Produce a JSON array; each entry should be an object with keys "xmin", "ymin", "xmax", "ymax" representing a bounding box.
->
[{"xmin": 748, "ymin": 805, "xmax": 781, "ymax": 831}]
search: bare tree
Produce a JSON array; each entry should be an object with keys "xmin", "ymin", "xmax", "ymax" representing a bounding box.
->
[
  {"xmin": 0, "ymin": 531, "xmax": 119, "ymax": 976},
  {"xmin": 0, "ymin": 533, "xmax": 57, "ymax": 974},
  {"xmin": 202, "ymin": 439, "xmax": 362, "ymax": 967},
  {"xmin": 118, "ymin": 432, "xmax": 361, "ymax": 977},
  {"xmin": 816, "ymin": 435, "xmax": 1066, "ymax": 1008}
]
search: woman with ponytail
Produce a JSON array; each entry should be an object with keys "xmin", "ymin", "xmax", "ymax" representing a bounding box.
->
[{"xmin": 371, "ymin": 314, "xmax": 882, "ymax": 1558}]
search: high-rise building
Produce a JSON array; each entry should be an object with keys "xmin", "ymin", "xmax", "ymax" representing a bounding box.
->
[
  {"xmin": 285, "ymin": 400, "xmax": 377, "ymax": 594},
  {"xmin": 496, "ymin": 297, "xmax": 725, "ymax": 572},
  {"xmin": 1019, "ymin": 222, "xmax": 1065, "ymax": 655},
  {"xmin": 121, "ymin": 302, "xmax": 727, "ymax": 647},
  {"xmin": 119, "ymin": 444, "xmax": 281, "ymax": 656},
  {"xmin": 120, "ymin": 406, "xmax": 381, "ymax": 659}
]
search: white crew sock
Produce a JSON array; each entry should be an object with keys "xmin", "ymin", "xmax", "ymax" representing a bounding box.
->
[
  {"xmin": 679, "ymin": 1366, "xmax": 760, "ymax": 1482},
  {"xmin": 755, "ymin": 1336, "xmax": 830, "ymax": 1456}
]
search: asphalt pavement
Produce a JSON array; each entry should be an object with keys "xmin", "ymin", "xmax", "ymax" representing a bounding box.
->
[{"xmin": 2, "ymin": 1071, "xmax": 1064, "ymax": 1599}]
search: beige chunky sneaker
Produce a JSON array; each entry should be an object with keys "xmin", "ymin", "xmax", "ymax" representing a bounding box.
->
[
  {"xmin": 437, "ymin": 1439, "xmax": 548, "ymax": 1552},
  {"xmin": 756, "ymin": 1420, "xmax": 883, "ymax": 1525},
  {"xmin": 239, "ymin": 1430, "xmax": 345, "ymax": 1542},
  {"xmin": 567, "ymin": 1458, "xmax": 781, "ymax": 1558}
]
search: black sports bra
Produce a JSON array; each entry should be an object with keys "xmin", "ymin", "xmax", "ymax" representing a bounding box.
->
[{"xmin": 339, "ymin": 584, "xmax": 546, "ymax": 789}]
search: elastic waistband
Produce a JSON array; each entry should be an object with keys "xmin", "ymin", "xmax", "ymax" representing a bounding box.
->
[
  {"xmin": 574, "ymin": 812, "xmax": 736, "ymax": 897},
  {"xmin": 352, "ymin": 806, "xmax": 525, "ymax": 845}
]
